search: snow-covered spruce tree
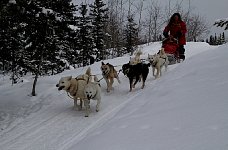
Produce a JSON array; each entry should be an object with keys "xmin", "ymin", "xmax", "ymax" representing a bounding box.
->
[
  {"xmin": 104, "ymin": 5, "xmax": 124, "ymax": 58},
  {"xmin": 216, "ymin": 32, "xmax": 226, "ymax": 45},
  {"xmin": 0, "ymin": 1, "xmax": 25, "ymax": 84},
  {"xmin": 20, "ymin": 0, "xmax": 77, "ymax": 96},
  {"xmin": 89, "ymin": 0, "xmax": 108, "ymax": 61},
  {"xmin": 124, "ymin": 15, "xmax": 138, "ymax": 55},
  {"xmin": 77, "ymin": 3, "xmax": 94, "ymax": 67},
  {"xmin": 214, "ymin": 18, "xmax": 228, "ymax": 30},
  {"xmin": 0, "ymin": 1, "xmax": 12, "ymax": 74},
  {"xmin": 221, "ymin": 32, "xmax": 226, "ymax": 44},
  {"xmin": 49, "ymin": 0, "xmax": 78, "ymax": 68}
]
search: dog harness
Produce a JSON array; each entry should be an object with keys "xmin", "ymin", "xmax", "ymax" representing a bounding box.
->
[
  {"xmin": 151, "ymin": 56, "xmax": 167, "ymax": 67},
  {"xmin": 67, "ymin": 77, "xmax": 88, "ymax": 97}
]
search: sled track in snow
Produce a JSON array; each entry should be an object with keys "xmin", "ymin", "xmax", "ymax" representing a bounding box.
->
[
  {"xmin": 0, "ymin": 63, "xmax": 179, "ymax": 150},
  {"xmin": 59, "ymin": 65, "xmax": 180, "ymax": 150},
  {"xmin": 59, "ymin": 90, "xmax": 143, "ymax": 150}
]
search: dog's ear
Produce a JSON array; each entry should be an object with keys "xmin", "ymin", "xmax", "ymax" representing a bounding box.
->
[
  {"xmin": 67, "ymin": 76, "xmax": 72, "ymax": 81},
  {"xmin": 101, "ymin": 62, "xmax": 105, "ymax": 65},
  {"xmin": 94, "ymin": 75, "xmax": 99, "ymax": 82}
]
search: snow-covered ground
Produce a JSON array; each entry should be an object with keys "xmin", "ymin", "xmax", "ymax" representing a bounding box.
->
[{"xmin": 0, "ymin": 42, "xmax": 228, "ymax": 150}]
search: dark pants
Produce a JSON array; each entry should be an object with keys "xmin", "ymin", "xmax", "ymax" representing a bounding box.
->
[{"xmin": 178, "ymin": 45, "xmax": 185, "ymax": 60}]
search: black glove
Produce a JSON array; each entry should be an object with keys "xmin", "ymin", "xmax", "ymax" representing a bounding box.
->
[{"xmin": 163, "ymin": 32, "xmax": 169, "ymax": 38}]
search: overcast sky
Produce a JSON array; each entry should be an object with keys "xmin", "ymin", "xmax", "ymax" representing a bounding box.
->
[
  {"xmin": 74, "ymin": 0, "xmax": 228, "ymax": 36},
  {"xmin": 178, "ymin": 0, "xmax": 228, "ymax": 34}
]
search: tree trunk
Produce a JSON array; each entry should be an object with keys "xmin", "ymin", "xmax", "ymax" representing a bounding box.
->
[
  {"xmin": 31, "ymin": 73, "xmax": 38, "ymax": 96},
  {"xmin": 31, "ymin": 50, "xmax": 43, "ymax": 96}
]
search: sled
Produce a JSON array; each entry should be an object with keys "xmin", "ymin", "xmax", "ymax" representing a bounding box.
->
[{"xmin": 162, "ymin": 37, "xmax": 180, "ymax": 65}]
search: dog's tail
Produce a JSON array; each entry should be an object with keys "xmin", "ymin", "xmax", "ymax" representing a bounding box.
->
[
  {"xmin": 160, "ymin": 48, "xmax": 166, "ymax": 55},
  {"xmin": 85, "ymin": 67, "xmax": 91, "ymax": 76},
  {"xmin": 134, "ymin": 50, "xmax": 143, "ymax": 56},
  {"xmin": 93, "ymin": 75, "xmax": 101, "ymax": 87},
  {"xmin": 94, "ymin": 75, "xmax": 99, "ymax": 82}
]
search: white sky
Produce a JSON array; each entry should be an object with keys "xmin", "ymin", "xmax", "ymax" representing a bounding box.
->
[
  {"xmin": 177, "ymin": 0, "xmax": 228, "ymax": 34},
  {"xmin": 74, "ymin": 0, "xmax": 228, "ymax": 36},
  {"xmin": 0, "ymin": 41, "xmax": 228, "ymax": 150},
  {"xmin": 75, "ymin": 0, "xmax": 228, "ymax": 22}
]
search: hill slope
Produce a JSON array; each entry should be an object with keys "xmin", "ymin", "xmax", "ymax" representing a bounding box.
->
[{"xmin": 0, "ymin": 42, "xmax": 227, "ymax": 150}]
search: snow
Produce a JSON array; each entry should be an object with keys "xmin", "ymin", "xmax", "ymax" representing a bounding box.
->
[
  {"xmin": 0, "ymin": 42, "xmax": 228, "ymax": 150},
  {"xmin": 215, "ymin": 18, "xmax": 228, "ymax": 22},
  {"xmin": 42, "ymin": 8, "xmax": 53, "ymax": 14},
  {"xmin": 8, "ymin": 0, "xmax": 16, "ymax": 4},
  {"xmin": 68, "ymin": 25, "xmax": 79, "ymax": 31}
]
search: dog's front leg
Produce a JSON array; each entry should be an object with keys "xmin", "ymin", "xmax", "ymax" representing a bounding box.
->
[
  {"xmin": 84, "ymin": 99, "xmax": 90, "ymax": 117},
  {"xmin": 109, "ymin": 78, "xmax": 114, "ymax": 90},
  {"xmin": 152, "ymin": 67, "xmax": 156, "ymax": 77},
  {"xmin": 74, "ymin": 99, "xmax": 78, "ymax": 109},
  {"xmin": 96, "ymin": 99, "xmax": 101, "ymax": 112},
  {"xmin": 133, "ymin": 76, "xmax": 140, "ymax": 88},
  {"xmin": 129, "ymin": 78, "xmax": 134, "ymax": 92},
  {"xmin": 141, "ymin": 81, "xmax": 145, "ymax": 89},
  {"xmin": 165, "ymin": 62, "xmax": 168, "ymax": 72},
  {"xmin": 74, "ymin": 98, "xmax": 82, "ymax": 111},
  {"xmin": 160, "ymin": 66, "xmax": 162, "ymax": 77},
  {"xmin": 155, "ymin": 66, "xmax": 160, "ymax": 79},
  {"xmin": 104, "ymin": 78, "xmax": 110, "ymax": 92}
]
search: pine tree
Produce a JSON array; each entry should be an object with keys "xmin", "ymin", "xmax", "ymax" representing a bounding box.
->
[
  {"xmin": 214, "ymin": 33, "xmax": 218, "ymax": 45},
  {"xmin": 50, "ymin": 0, "xmax": 78, "ymax": 68},
  {"xmin": 218, "ymin": 33, "xmax": 222, "ymax": 45},
  {"xmin": 0, "ymin": 1, "xmax": 25, "ymax": 84},
  {"xmin": 221, "ymin": 32, "xmax": 226, "ymax": 44},
  {"xmin": 214, "ymin": 18, "xmax": 228, "ymax": 30},
  {"xmin": 124, "ymin": 15, "xmax": 138, "ymax": 55},
  {"xmin": 77, "ymin": 3, "xmax": 94, "ymax": 66},
  {"xmin": 90, "ymin": 0, "xmax": 108, "ymax": 61},
  {"xmin": 0, "ymin": 0, "xmax": 78, "ymax": 94},
  {"xmin": 20, "ymin": 0, "xmax": 77, "ymax": 95}
]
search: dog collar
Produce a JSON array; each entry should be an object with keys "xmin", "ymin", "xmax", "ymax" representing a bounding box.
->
[{"xmin": 75, "ymin": 77, "xmax": 86, "ymax": 81}]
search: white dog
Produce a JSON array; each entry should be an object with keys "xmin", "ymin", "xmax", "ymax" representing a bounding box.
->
[
  {"xmin": 148, "ymin": 48, "xmax": 169, "ymax": 79},
  {"xmin": 84, "ymin": 76, "xmax": 101, "ymax": 117},
  {"xmin": 56, "ymin": 67, "xmax": 91, "ymax": 116},
  {"xmin": 129, "ymin": 50, "xmax": 142, "ymax": 65}
]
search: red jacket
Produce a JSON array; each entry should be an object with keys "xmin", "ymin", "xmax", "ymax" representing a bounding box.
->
[{"xmin": 163, "ymin": 21, "xmax": 187, "ymax": 45}]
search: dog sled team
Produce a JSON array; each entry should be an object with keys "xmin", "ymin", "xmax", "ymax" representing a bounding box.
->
[
  {"xmin": 56, "ymin": 48, "xmax": 173, "ymax": 117},
  {"xmin": 56, "ymin": 12, "xmax": 187, "ymax": 117}
]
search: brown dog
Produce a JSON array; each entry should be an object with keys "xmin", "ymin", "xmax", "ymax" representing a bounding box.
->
[{"xmin": 101, "ymin": 62, "xmax": 121, "ymax": 92}]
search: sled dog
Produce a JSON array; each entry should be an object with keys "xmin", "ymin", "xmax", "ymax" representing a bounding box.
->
[
  {"xmin": 129, "ymin": 50, "xmax": 143, "ymax": 65},
  {"xmin": 148, "ymin": 48, "xmax": 169, "ymax": 79},
  {"xmin": 56, "ymin": 67, "xmax": 91, "ymax": 117},
  {"xmin": 84, "ymin": 76, "xmax": 101, "ymax": 117},
  {"xmin": 122, "ymin": 62, "xmax": 150, "ymax": 92},
  {"xmin": 101, "ymin": 62, "xmax": 121, "ymax": 92}
]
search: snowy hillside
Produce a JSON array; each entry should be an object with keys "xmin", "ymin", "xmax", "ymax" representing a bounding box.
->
[{"xmin": 0, "ymin": 42, "xmax": 228, "ymax": 150}]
